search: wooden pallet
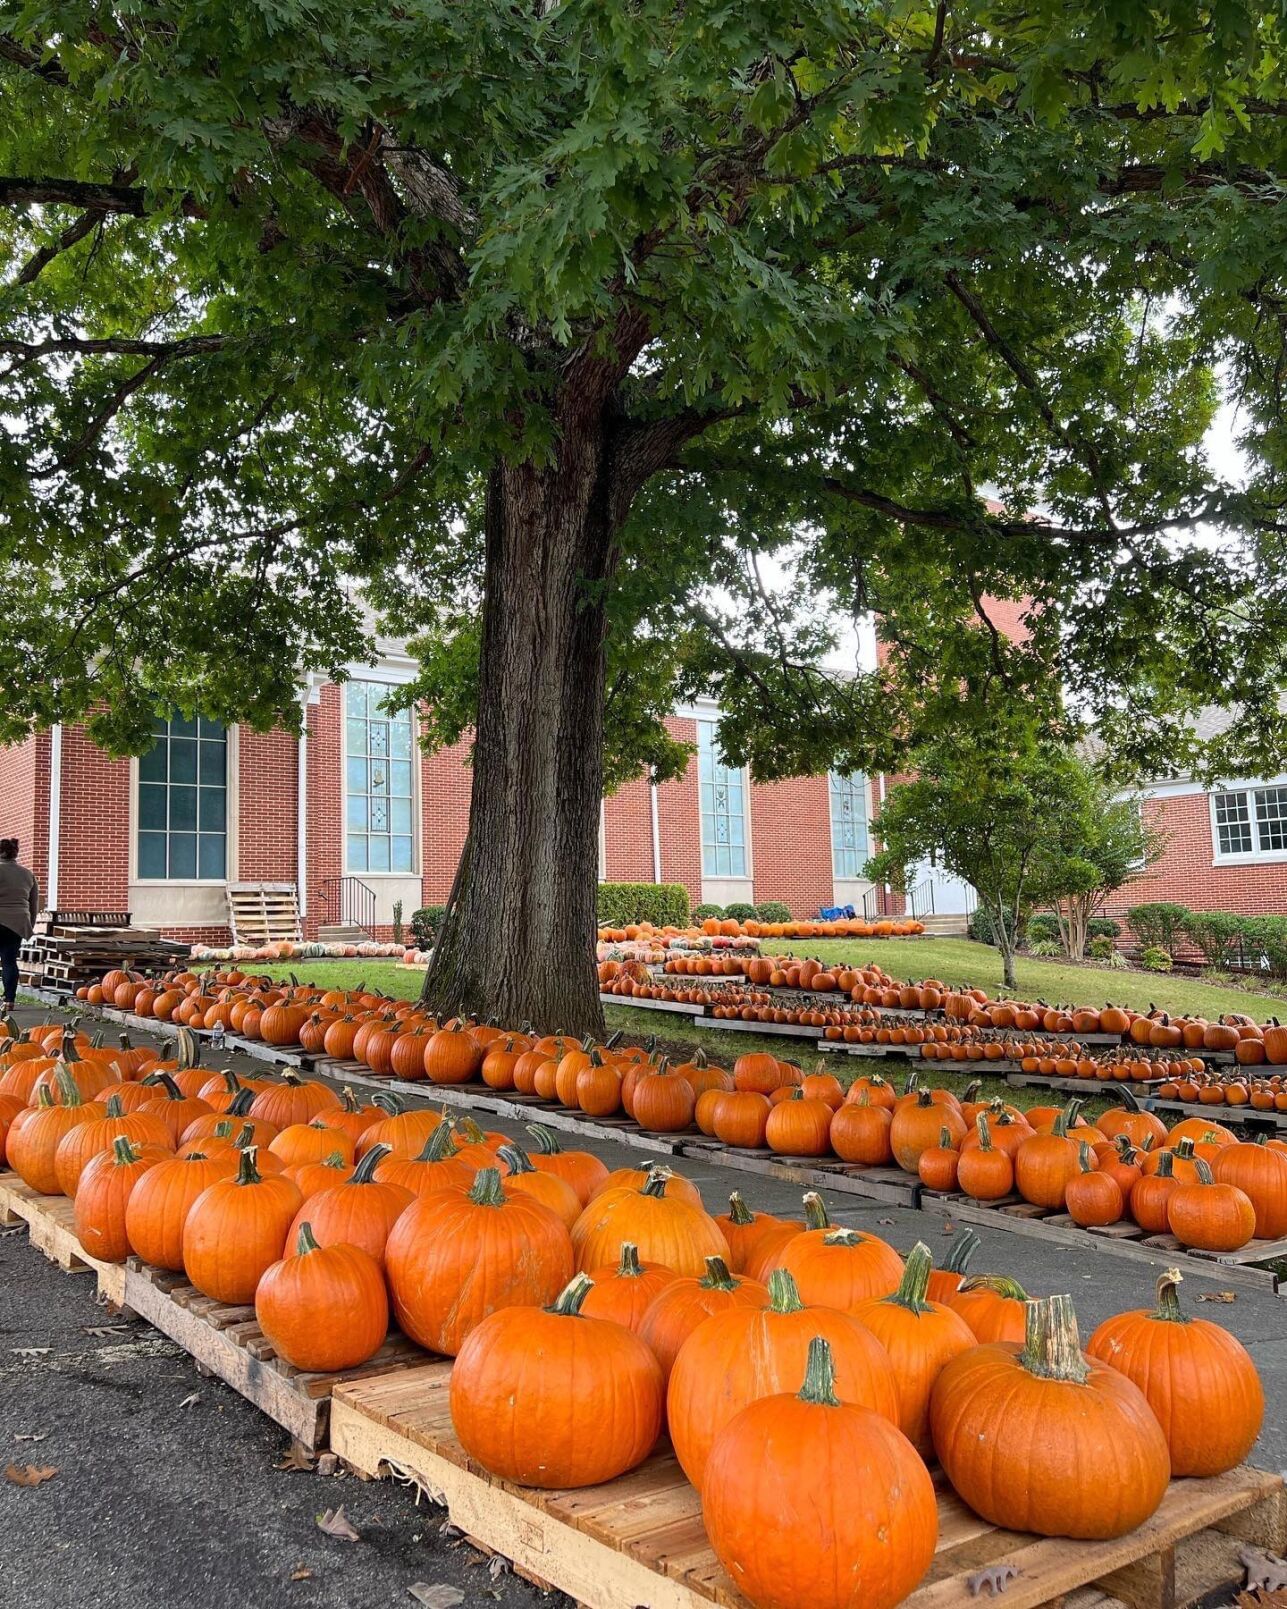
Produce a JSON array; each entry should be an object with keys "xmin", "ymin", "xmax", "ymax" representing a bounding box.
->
[
  {"xmin": 332, "ymin": 1363, "xmax": 1285, "ymax": 1609},
  {"xmin": 0, "ymin": 1171, "xmax": 127, "ymax": 1304},
  {"xmin": 1150, "ymin": 1097, "xmax": 1287, "ymax": 1133},
  {"xmin": 921, "ymin": 1189, "xmax": 1287, "ymax": 1293},
  {"xmin": 226, "ymin": 882, "xmax": 302, "ymax": 947},
  {"xmin": 115, "ymin": 1259, "xmax": 429, "ymax": 1450},
  {"xmin": 1006, "ymin": 1072, "xmax": 1164, "ymax": 1098}
]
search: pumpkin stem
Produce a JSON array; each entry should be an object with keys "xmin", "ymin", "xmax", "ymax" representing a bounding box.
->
[
  {"xmin": 416, "ymin": 1122, "xmax": 458, "ymax": 1163},
  {"xmin": 112, "ymin": 1136, "xmax": 141, "ymax": 1166},
  {"xmin": 975, "ymin": 1113, "xmax": 993, "ymax": 1151},
  {"xmin": 617, "ymin": 1242, "xmax": 644, "ymax": 1278},
  {"xmin": 822, "ymin": 1228, "xmax": 862, "ymax": 1248},
  {"xmin": 227, "ymin": 1087, "xmax": 255, "ymax": 1117},
  {"xmin": 454, "ymin": 1115, "xmax": 486, "ymax": 1145},
  {"xmin": 940, "ymin": 1227, "xmax": 980, "ymax": 1275},
  {"xmin": 915, "ymin": 1088, "xmax": 934, "ymax": 1108},
  {"xmin": 468, "ymin": 1167, "xmax": 506, "ymax": 1207},
  {"xmin": 1019, "ymin": 1293, "xmax": 1091, "ymax": 1384},
  {"xmin": 525, "ymin": 1123, "xmax": 562, "ymax": 1156},
  {"xmin": 886, "ymin": 1241, "xmax": 933, "ymax": 1314},
  {"xmin": 372, "ymin": 1092, "xmax": 406, "ymax": 1116},
  {"xmin": 726, "ymin": 1191, "xmax": 756, "ymax": 1227},
  {"xmin": 232, "ymin": 1123, "xmax": 257, "ymax": 1149},
  {"xmin": 1077, "ymin": 1141, "xmax": 1095, "ymax": 1174},
  {"xmin": 548, "ymin": 1272, "xmax": 594, "ymax": 1316},
  {"xmin": 641, "ymin": 1169, "xmax": 672, "ymax": 1199},
  {"xmin": 54, "ymin": 1063, "xmax": 84, "ymax": 1107},
  {"xmin": 802, "ymin": 1192, "xmax": 831, "ymax": 1231},
  {"xmin": 1153, "ymin": 1268, "xmax": 1189, "ymax": 1323},
  {"xmin": 235, "ymin": 1147, "xmax": 262, "ymax": 1187},
  {"xmin": 1154, "ymin": 1150, "xmax": 1176, "ymax": 1179},
  {"xmin": 698, "ymin": 1256, "xmax": 738, "ymax": 1291},
  {"xmin": 959, "ymin": 1273, "xmax": 1030, "ymax": 1300},
  {"xmin": 498, "ymin": 1143, "xmax": 535, "ymax": 1176},
  {"xmin": 296, "ymin": 1222, "xmax": 320, "ymax": 1255},
  {"xmin": 104, "ymin": 1094, "xmax": 125, "ymax": 1118},
  {"xmin": 185, "ymin": 1150, "xmax": 209, "ymax": 1162},
  {"xmin": 767, "ymin": 1268, "xmax": 804, "ymax": 1313},
  {"xmin": 1173, "ymin": 1137, "xmax": 1196, "ymax": 1160},
  {"xmin": 349, "ymin": 1144, "xmax": 389, "ymax": 1183},
  {"xmin": 1194, "ymin": 1157, "xmax": 1215, "ymax": 1184},
  {"xmin": 961, "ymin": 1080, "xmax": 982, "ymax": 1103},
  {"xmin": 339, "ymin": 1087, "xmax": 361, "ymax": 1113},
  {"xmin": 797, "ymin": 1335, "xmax": 840, "ymax": 1408},
  {"xmin": 937, "ymin": 1125, "xmax": 953, "ymax": 1150},
  {"xmin": 1119, "ymin": 1088, "xmax": 1143, "ymax": 1113}
]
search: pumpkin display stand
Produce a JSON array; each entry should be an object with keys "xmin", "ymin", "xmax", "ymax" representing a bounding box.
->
[
  {"xmin": 0, "ymin": 1169, "xmax": 127, "ymax": 1302},
  {"xmin": 332, "ymin": 1361, "xmax": 1284, "ymax": 1609}
]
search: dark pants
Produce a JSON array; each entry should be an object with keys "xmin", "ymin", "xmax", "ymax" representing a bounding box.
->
[{"xmin": 0, "ymin": 924, "xmax": 19, "ymax": 1006}]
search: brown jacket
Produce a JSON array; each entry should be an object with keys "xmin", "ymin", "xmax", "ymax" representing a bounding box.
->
[{"xmin": 0, "ymin": 860, "xmax": 39, "ymax": 939}]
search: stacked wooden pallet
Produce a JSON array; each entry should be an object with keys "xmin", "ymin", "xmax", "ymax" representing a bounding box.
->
[
  {"xmin": 226, "ymin": 882, "xmax": 301, "ymax": 946},
  {"xmin": 19, "ymin": 921, "xmax": 189, "ymax": 997}
]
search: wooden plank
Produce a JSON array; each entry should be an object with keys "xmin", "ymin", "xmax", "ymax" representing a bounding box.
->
[{"xmin": 0, "ymin": 1170, "xmax": 127, "ymax": 1305}]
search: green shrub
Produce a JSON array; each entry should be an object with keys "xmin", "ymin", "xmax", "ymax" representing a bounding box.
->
[
  {"xmin": 690, "ymin": 902, "xmax": 725, "ymax": 924},
  {"xmin": 1087, "ymin": 917, "xmax": 1121, "ymax": 939},
  {"xmin": 1138, "ymin": 945, "xmax": 1174, "ymax": 973},
  {"xmin": 1088, "ymin": 935, "xmax": 1116, "ymax": 960},
  {"xmin": 723, "ymin": 902, "xmax": 759, "ymax": 923},
  {"xmin": 1241, "ymin": 915, "xmax": 1287, "ymax": 978},
  {"xmin": 967, "ymin": 907, "xmax": 996, "ymax": 946},
  {"xmin": 1126, "ymin": 902, "xmax": 1190, "ymax": 953},
  {"xmin": 410, "ymin": 905, "xmax": 446, "ymax": 947},
  {"xmin": 1106, "ymin": 948, "xmax": 1129, "ymax": 970},
  {"xmin": 755, "ymin": 901, "xmax": 792, "ymax": 923},
  {"xmin": 1029, "ymin": 939, "xmax": 1062, "ymax": 957},
  {"xmin": 597, "ymin": 883, "xmax": 691, "ymax": 928},
  {"xmin": 1025, "ymin": 913, "xmax": 1061, "ymax": 947},
  {"xmin": 1180, "ymin": 910, "xmax": 1248, "ymax": 968}
]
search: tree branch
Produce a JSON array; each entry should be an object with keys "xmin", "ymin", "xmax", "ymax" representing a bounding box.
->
[
  {"xmin": 0, "ymin": 33, "xmax": 69, "ymax": 84},
  {"xmin": 0, "ymin": 175, "xmax": 204, "ymax": 217}
]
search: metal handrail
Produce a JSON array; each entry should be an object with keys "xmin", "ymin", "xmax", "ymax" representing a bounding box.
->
[
  {"xmin": 907, "ymin": 880, "xmax": 936, "ymax": 920},
  {"xmin": 317, "ymin": 875, "xmax": 376, "ymax": 934}
]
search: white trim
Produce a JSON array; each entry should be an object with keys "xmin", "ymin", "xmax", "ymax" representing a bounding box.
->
[
  {"xmin": 1126, "ymin": 772, "xmax": 1287, "ymax": 802},
  {"xmin": 47, "ymin": 724, "xmax": 62, "ymax": 908},
  {"xmin": 598, "ymin": 799, "xmax": 606, "ymax": 882},
  {"xmin": 649, "ymin": 770, "xmax": 662, "ymax": 883},
  {"xmin": 1208, "ymin": 783, "xmax": 1287, "ymax": 865},
  {"xmin": 297, "ymin": 688, "xmax": 309, "ymax": 913},
  {"xmin": 341, "ymin": 676, "xmax": 421, "ymax": 878},
  {"xmin": 129, "ymin": 722, "xmax": 239, "ymax": 886},
  {"xmin": 673, "ymin": 696, "xmax": 722, "ymax": 722}
]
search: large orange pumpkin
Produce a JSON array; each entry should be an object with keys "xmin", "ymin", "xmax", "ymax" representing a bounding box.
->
[
  {"xmin": 579, "ymin": 1242, "xmax": 681, "ymax": 1332},
  {"xmin": 450, "ymin": 1272, "xmax": 663, "ymax": 1488},
  {"xmin": 930, "ymin": 1293, "xmax": 1170, "ymax": 1538},
  {"xmin": 522, "ymin": 1124, "xmax": 609, "ymax": 1205},
  {"xmin": 636, "ymin": 1255, "xmax": 766, "ymax": 1383},
  {"xmin": 285, "ymin": 1146, "xmax": 413, "ymax": 1269},
  {"xmin": 256, "ymin": 1222, "xmax": 388, "ymax": 1369},
  {"xmin": 124, "ymin": 1150, "xmax": 239, "ymax": 1270},
  {"xmin": 182, "ymin": 1148, "xmax": 303, "ymax": 1302},
  {"xmin": 74, "ymin": 1137, "xmax": 169, "ymax": 1262},
  {"xmin": 573, "ymin": 1171, "xmax": 729, "ymax": 1276},
  {"xmin": 775, "ymin": 1195, "xmax": 902, "ymax": 1309}
]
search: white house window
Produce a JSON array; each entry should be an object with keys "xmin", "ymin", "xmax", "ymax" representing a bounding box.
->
[
  {"xmin": 698, "ymin": 721, "xmax": 747, "ymax": 877},
  {"xmin": 1212, "ymin": 786, "xmax": 1287, "ymax": 858},
  {"xmin": 137, "ymin": 715, "xmax": 227, "ymax": 880},
  {"xmin": 345, "ymin": 682, "xmax": 415, "ymax": 873},
  {"xmin": 829, "ymin": 772, "xmax": 870, "ymax": 878}
]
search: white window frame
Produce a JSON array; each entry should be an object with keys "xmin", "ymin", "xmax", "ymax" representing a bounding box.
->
[
  {"xmin": 696, "ymin": 720, "xmax": 750, "ymax": 879},
  {"xmin": 828, "ymin": 772, "xmax": 871, "ymax": 880},
  {"xmin": 131, "ymin": 719, "xmax": 238, "ymax": 886},
  {"xmin": 1124, "ymin": 798, "xmax": 1148, "ymax": 871},
  {"xmin": 1210, "ymin": 782, "xmax": 1287, "ymax": 864},
  {"xmin": 342, "ymin": 679, "xmax": 421, "ymax": 878}
]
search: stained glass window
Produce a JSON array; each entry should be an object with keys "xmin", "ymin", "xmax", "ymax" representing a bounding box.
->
[
  {"xmin": 345, "ymin": 682, "xmax": 416, "ymax": 873},
  {"xmin": 829, "ymin": 772, "xmax": 870, "ymax": 878},
  {"xmin": 698, "ymin": 722, "xmax": 747, "ymax": 877}
]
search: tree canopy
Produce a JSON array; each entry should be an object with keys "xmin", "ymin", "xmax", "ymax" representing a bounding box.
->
[{"xmin": 2, "ymin": 0, "xmax": 1287, "ymax": 777}]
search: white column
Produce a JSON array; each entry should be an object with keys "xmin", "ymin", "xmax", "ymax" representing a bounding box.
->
[
  {"xmin": 649, "ymin": 768, "xmax": 662, "ymax": 883},
  {"xmin": 296, "ymin": 690, "xmax": 309, "ymax": 917},
  {"xmin": 46, "ymin": 724, "xmax": 62, "ymax": 910}
]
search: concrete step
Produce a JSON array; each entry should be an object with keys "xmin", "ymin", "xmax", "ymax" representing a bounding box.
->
[
  {"xmin": 916, "ymin": 912, "xmax": 972, "ymax": 937},
  {"xmin": 317, "ymin": 925, "xmax": 372, "ymax": 944}
]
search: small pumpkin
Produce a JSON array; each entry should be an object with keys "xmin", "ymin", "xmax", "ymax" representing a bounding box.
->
[
  {"xmin": 1167, "ymin": 1158, "xmax": 1256, "ymax": 1251},
  {"xmin": 523, "ymin": 1124, "xmax": 609, "ymax": 1204},
  {"xmin": 284, "ymin": 1145, "xmax": 413, "ymax": 1269},
  {"xmin": 637, "ymin": 1255, "xmax": 767, "ymax": 1383},
  {"xmin": 946, "ymin": 1273, "xmax": 1030, "ymax": 1343},
  {"xmin": 775, "ymin": 1194, "xmax": 903, "ymax": 1309},
  {"xmin": 573, "ymin": 1170, "xmax": 729, "ymax": 1276},
  {"xmin": 957, "ymin": 1114, "xmax": 1013, "ymax": 1201},
  {"xmin": 182, "ymin": 1147, "xmax": 304, "ymax": 1303},
  {"xmin": 579, "ymin": 1241, "xmax": 681, "ymax": 1332},
  {"xmin": 75, "ymin": 1137, "xmax": 169, "ymax": 1263},
  {"xmin": 1065, "ymin": 1141, "xmax": 1123, "ymax": 1227},
  {"xmin": 256, "ymin": 1222, "xmax": 389, "ymax": 1370}
]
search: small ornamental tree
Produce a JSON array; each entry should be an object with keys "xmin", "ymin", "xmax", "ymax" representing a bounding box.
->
[
  {"xmin": 5, "ymin": 3, "xmax": 1287, "ymax": 1030},
  {"xmin": 1026, "ymin": 771, "xmax": 1164, "ymax": 959},
  {"xmin": 865, "ymin": 729, "xmax": 1085, "ymax": 989}
]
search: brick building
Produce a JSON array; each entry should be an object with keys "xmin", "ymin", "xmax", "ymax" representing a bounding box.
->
[{"xmin": 0, "ymin": 642, "xmax": 924, "ymax": 944}]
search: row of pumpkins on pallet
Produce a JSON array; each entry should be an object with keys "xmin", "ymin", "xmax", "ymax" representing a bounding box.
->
[
  {"xmin": 61, "ymin": 972, "xmax": 1287, "ymax": 1254},
  {"xmin": 598, "ymin": 916, "xmax": 925, "ymax": 942},
  {"xmin": 0, "ymin": 1021, "xmax": 1266, "ymax": 1609}
]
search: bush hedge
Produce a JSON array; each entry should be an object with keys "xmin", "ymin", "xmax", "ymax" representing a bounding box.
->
[
  {"xmin": 1088, "ymin": 935, "xmax": 1117, "ymax": 960},
  {"xmin": 1139, "ymin": 946, "xmax": 1174, "ymax": 973},
  {"xmin": 597, "ymin": 883, "xmax": 691, "ymax": 928},
  {"xmin": 1025, "ymin": 914, "xmax": 1061, "ymax": 946},
  {"xmin": 1125, "ymin": 902, "xmax": 1191, "ymax": 954},
  {"xmin": 410, "ymin": 905, "xmax": 446, "ymax": 948},
  {"xmin": 755, "ymin": 900, "xmax": 792, "ymax": 923},
  {"xmin": 1087, "ymin": 917, "xmax": 1121, "ymax": 939},
  {"xmin": 690, "ymin": 902, "xmax": 725, "ymax": 923}
]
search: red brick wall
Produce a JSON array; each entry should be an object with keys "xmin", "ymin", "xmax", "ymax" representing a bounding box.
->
[
  {"xmin": 57, "ymin": 725, "xmax": 131, "ymax": 910},
  {"xmin": 421, "ymin": 736, "xmax": 472, "ymax": 906},
  {"xmin": 604, "ymin": 775, "xmax": 655, "ymax": 883},
  {"xmin": 1104, "ymin": 792, "xmax": 1287, "ymax": 920},
  {"xmin": 0, "ymin": 734, "xmax": 49, "ymax": 898},
  {"xmin": 239, "ymin": 728, "xmax": 298, "ymax": 884},
  {"xmin": 751, "ymin": 774, "xmax": 833, "ymax": 916},
  {"xmin": 304, "ymin": 686, "xmax": 343, "ymax": 937},
  {"xmin": 655, "ymin": 716, "xmax": 702, "ymax": 910}
]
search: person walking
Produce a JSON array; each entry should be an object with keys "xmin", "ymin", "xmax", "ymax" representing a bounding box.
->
[{"xmin": 0, "ymin": 838, "xmax": 39, "ymax": 1013}]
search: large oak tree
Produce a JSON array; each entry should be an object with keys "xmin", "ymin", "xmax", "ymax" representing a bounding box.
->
[{"xmin": 3, "ymin": 1, "xmax": 1287, "ymax": 1032}]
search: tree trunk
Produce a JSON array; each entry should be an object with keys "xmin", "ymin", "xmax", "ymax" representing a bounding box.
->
[{"xmin": 422, "ymin": 425, "xmax": 615, "ymax": 1037}]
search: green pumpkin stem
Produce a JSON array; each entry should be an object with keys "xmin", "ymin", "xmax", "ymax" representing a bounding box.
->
[
  {"xmin": 915, "ymin": 1088, "xmax": 934, "ymax": 1108},
  {"xmin": 726, "ymin": 1191, "xmax": 755, "ymax": 1227},
  {"xmin": 797, "ymin": 1335, "xmax": 840, "ymax": 1407},
  {"xmin": 961, "ymin": 1080, "xmax": 982, "ymax": 1104},
  {"xmin": 350, "ymin": 1144, "xmax": 389, "ymax": 1183},
  {"xmin": 498, "ymin": 1143, "xmax": 535, "ymax": 1176},
  {"xmin": 1077, "ymin": 1140, "xmax": 1095, "ymax": 1173},
  {"xmin": 822, "ymin": 1227, "xmax": 862, "ymax": 1247},
  {"xmin": 226, "ymin": 1087, "xmax": 255, "ymax": 1118},
  {"xmin": 767, "ymin": 1268, "xmax": 804, "ymax": 1313},
  {"xmin": 975, "ymin": 1113, "xmax": 993, "ymax": 1151},
  {"xmin": 802, "ymin": 1191, "xmax": 831, "ymax": 1231},
  {"xmin": 296, "ymin": 1222, "xmax": 320, "ymax": 1255},
  {"xmin": 617, "ymin": 1242, "xmax": 644, "ymax": 1278},
  {"xmin": 235, "ymin": 1147, "xmax": 262, "ymax": 1186},
  {"xmin": 185, "ymin": 1150, "xmax": 209, "ymax": 1162},
  {"xmin": 941, "ymin": 1227, "xmax": 981, "ymax": 1275},
  {"xmin": 641, "ymin": 1169, "xmax": 671, "ymax": 1199},
  {"xmin": 468, "ymin": 1167, "xmax": 506, "ymax": 1207},
  {"xmin": 886, "ymin": 1241, "xmax": 934, "ymax": 1314},
  {"xmin": 112, "ymin": 1136, "xmax": 141, "ymax": 1166},
  {"xmin": 698, "ymin": 1256, "xmax": 738, "ymax": 1291},
  {"xmin": 415, "ymin": 1123, "xmax": 459, "ymax": 1163},
  {"xmin": 1019, "ymin": 1293, "xmax": 1091, "ymax": 1384},
  {"xmin": 1154, "ymin": 1150, "xmax": 1175, "ymax": 1178},
  {"xmin": 959, "ymin": 1273, "xmax": 1030, "ymax": 1300},
  {"xmin": 1173, "ymin": 1137, "xmax": 1196, "ymax": 1160},
  {"xmin": 1153, "ymin": 1268, "xmax": 1189, "ymax": 1323},
  {"xmin": 147, "ymin": 1071, "xmax": 182, "ymax": 1099},
  {"xmin": 54, "ymin": 1064, "xmax": 84, "ymax": 1107},
  {"xmin": 104, "ymin": 1094, "xmax": 125, "ymax": 1118},
  {"xmin": 525, "ymin": 1123, "xmax": 562, "ymax": 1156},
  {"xmin": 549, "ymin": 1272, "xmax": 594, "ymax": 1316},
  {"xmin": 1194, "ymin": 1157, "xmax": 1215, "ymax": 1184},
  {"xmin": 937, "ymin": 1125, "xmax": 953, "ymax": 1150}
]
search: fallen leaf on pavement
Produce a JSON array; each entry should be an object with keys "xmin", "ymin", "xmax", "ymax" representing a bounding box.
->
[
  {"xmin": 1198, "ymin": 1291, "xmax": 1237, "ymax": 1303},
  {"xmin": 408, "ymin": 1586, "xmax": 465, "ymax": 1608},
  {"xmin": 941, "ymin": 1220, "xmax": 956, "ymax": 1233},
  {"xmin": 316, "ymin": 1506, "xmax": 361, "ymax": 1542},
  {"xmin": 83, "ymin": 1324, "xmax": 130, "ymax": 1337},
  {"xmin": 275, "ymin": 1446, "xmax": 316, "ymax": 1473},
  {"xmin": 290, "ymin": 1568, "xmax": 313, "ymax": 1582},
  {"xmin": 5, "ymin": 1463, "xmax": 57, "ymax": 1487}
]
